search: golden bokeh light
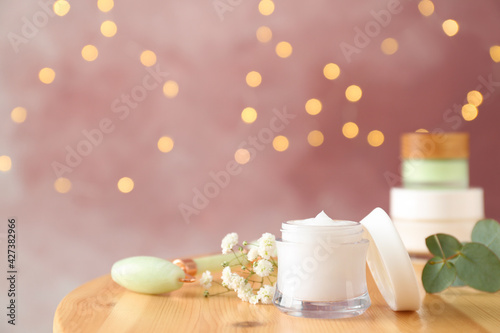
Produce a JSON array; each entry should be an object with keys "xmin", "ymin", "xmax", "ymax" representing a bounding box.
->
[
  {"xmin": 39, "ymin": 67, "xmax": 55, "ymax": 84},
  {"xmin": 101, "ymin": 20, "xmax": 117, "ymax": 37},
  {"xmin": 256, "ymin": 26, "xmax": 272, "ymax": 43},
  {"xmin": 273, "ymin": 135, "xmax": 289, "ymax": 152},
  {"xmin": 11, "ymin": 107, "xmax": 27, "ymax": 123},
  {"xmin": 418, "ymin": 0, "xmax": 434, "ymax": 16},
  {"xmin": 462, "ymin": 104, "xmax": 478, "ymax": 121},
  {"xmin": 234, "ymin": 148, "xmax": 251, "ymax": 165},
  {"xmin": 381, "ymin": 38, "xmax": 399, "ymax": 55},
  {"xmin": 275, "ymin": 41, "xmax": 292, "ymax": 58},
  {"xmin": 305, "ymin": 98, "xmax": 322, "ymax": 115},
  {"xmin": 323, "ymin": 63, "xmax": 340, "ymax": 80},
  {"xmin": 307, "ymin": 130, "xmax": 324, "ymax": 147},
  {"xmin": 54, "ymin": 177, "xmax": 72, "ymax": 193},
  {"xmin": 117, "ymin": 177, "xmax": 134, "ymax": 193},
  {"xmin": 140, "ymin": 50, "xmax": 157, "ymax": 67},
  {"xmin": 163, "ymin": 80, "xmax": 179, "ymax": 98},
  {"xmin": 367, "ymin": 130, "xmax": 384, "ymax": 147},
  {"xmin": 98, "ymin": 0, "xmax": 114, "ymax": 12},
  {"xmin": 345, "ymin": 85, "xmax": 362, "ymax": 102},
  {"xmin": 258, "ymin": 0, "xmax": 275, "ymax": 16},
  {"xmin": 0, "ymin": 155, "xmax": 12, "ymax": 172},
  {"xmin": 416, "ymin": 129, "xmax": 429, "ymax": 133},
  {"xmin": 157, "ymin": 136, "xmax": 174, "ymax": 153},
  {"xmin": 342, "ymin": 122, "xmax": 359, "ymax": 139},
  {"xmin": 53, "ymin": 0, "xmax": 70, "ymax": 16},
  {"xmin": 442, "ymin": 19, "xmax": 459, "ymax": 37},
  {"xmin": 246, "ymin": 71, "xmax": 262, "ymax": 88},
  {"xmin": 490, "ymin": 45, "xmax": 500, "ymax": 63},
  {"xmin": 241, "ymin": 107, "xmax": 257, "ymax": 124},
  {"xmin": 467, "ymin": 90, "xmax": 483, "ymax": 107},
  {"xmin": 81, "ymin": 45, "xmax": 99, "ymax": 62}
]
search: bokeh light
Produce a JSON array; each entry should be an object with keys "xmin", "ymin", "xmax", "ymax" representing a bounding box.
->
[
  {"xmin": 256, "ymin": 26, "xmax": 272, "ymax": 43},
  {"xmin": 258, "ymin": 0, "xmax": 275, "ymax": 16},
  {"xmin": 367, "ymin": 130, "xmax": 384, "ymax": 147},
  {"xmin": 117, "ymin": 177, "xmax": 134, "ymax": 193},
  {"xmin": 490, "ymin": 45, "xmax": 500, "ymax": 63},
  {"xmin": 157, "ymin": 136, "xmax": 174, "ymax": 153},
  {"xmin": 101, "ymin": 20, "xmax": 117, "ymax": 37},
  {"xmin": 241, "ymin": 107, "xmax": 257, "ymax": 124},
  {"xmin": 235, "ymin": 148, "xmax": 251, "ymax": 165},
  {"xmin": 467, "ymin": 90, "xmax": 483, "ymax": 107},
  {"xmin": 275, "ymin": 41, "xmax": 292, "ymax": 58},
  {"xmin": 345, "ymin": 85, "xmax": 362, "ymax": 102},
  {"xmin": 98, "ymin": 0, "xmax": 114, "ymax": 12},
  {"xmin": 418, "ymin": 0, "xmax": 434, "ymax": 16},
  {"xmin": 53, "ymin": 0, "xmax": 70, "ymax": 16},
  {"xmin": 246, "ymin": 71, "xmax": 262, "ymax": 87},
  {"xmin": 140, "ymin": 50, "xmax": 157, "ymax": 67},
  {"xmin": 163, "ymin": 80, "xmax": 179, "ymax": 98},
  {"xmin": 462, "ymin": 104, "xmax": 478, "ymax": 121},
  {"xmin": 0, "ymin": 155, "xmax": 12, "ymax": 172},
  {"xmin": 273, "ymin": 136, "xmax": 289, "ymax": 152},
  {"xmin": 323, "ymin": 63, "xmax": 340, "ymax": 80},
  {"xmin": 39, "ymin": 67, "xmax": 55, "ymax": 84},
  {"xmin": 307, "ymin": 130, "xmax": 324, "ymax": 147},
  {"xmin": 81, "ymin": 45, "xmax": 99, "ymax": 62},
  {"xmin": 381, "ymin": 38, "xmax": 398, "ymax": 55},
  {"xmin": 11, "ymin": 107, "xmax": 27, "ymax": 123},
  {"xmin": 415, "ymin": 129, "xmax": 429, "ymax": 133},
  {"xmin": 342, "ymin": 122, "xmax": 359, "ymax": 139},
  {"xmin": 54, "ymin": 177, "xmax": 71, "ymax": 193},
  {"xmin": 305, "ymin": 98, "xmax": 322, "ymax": 115},
  {"xmin": 442, "ymin": 19, "xmax": 459, "ymax": 37}
]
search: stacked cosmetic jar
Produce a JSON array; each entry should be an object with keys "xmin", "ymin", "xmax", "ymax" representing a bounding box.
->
[{"xmin": 390, "ymin": 132, "xmax": 484, "ymax": 255}]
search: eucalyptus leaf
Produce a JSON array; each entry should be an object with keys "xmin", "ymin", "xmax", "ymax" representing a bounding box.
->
[
  {"xmin": 454, "ymin": 242, "xmax": 500, "ymax": 292},
  {"xmin": 451, "ymin": 276, "xmax": 466, "ymax": 287},
  {"xmin": 422, "ymin": 256, "xmax": 457, "ymax": 293},
  {"xmin": 471, "ymin": 219, "xmax": 500, "ymax": 259},
  {"xmin": 426, "ymin": 234, "xmax": 462, "ymax": 258}
]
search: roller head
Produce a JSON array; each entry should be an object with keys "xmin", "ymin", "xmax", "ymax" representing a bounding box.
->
[{"xmin": 111, "ymin": 256, "xmax": 186, "ymax": 294}]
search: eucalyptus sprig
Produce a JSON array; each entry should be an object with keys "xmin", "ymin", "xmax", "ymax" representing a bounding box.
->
[{"xmin": 422, "ymin": 219, "xmax": 500, "ymax": 293}]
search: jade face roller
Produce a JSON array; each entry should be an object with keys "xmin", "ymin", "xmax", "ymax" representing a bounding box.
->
[{"xmin": 111, "ymin": 253, "xmax": 244, "ymax": 294}]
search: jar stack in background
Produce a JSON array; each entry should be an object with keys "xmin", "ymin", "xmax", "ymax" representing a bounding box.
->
[{"xmin": 390, "ymin": 133, "xmax": 484, "ymax": 255}]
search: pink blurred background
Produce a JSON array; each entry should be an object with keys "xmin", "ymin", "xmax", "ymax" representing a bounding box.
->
[{"xmin": 1, "ymin": 0, "xmax": 500, "ymax": 331}]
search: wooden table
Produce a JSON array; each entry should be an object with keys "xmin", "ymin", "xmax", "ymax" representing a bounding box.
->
[{"xmin": 54, "ymin": 260, "xmax": 500, "ymax": 332}]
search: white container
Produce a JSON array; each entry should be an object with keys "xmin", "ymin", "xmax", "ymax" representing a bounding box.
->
[
  {"xmin": 273, "ymin": 208, "xmax": 421, "ymax": 319},
  {"xmin": 390, "ymin": 187, "xmax": 484, "ymax": 254}
]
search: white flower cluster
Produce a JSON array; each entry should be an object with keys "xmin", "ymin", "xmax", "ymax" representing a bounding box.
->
[
  {"xmin": 222, "ymin": 266, "xmax": 276, "ymax": 305},
  {"xmin": 221, "ymin": 232, "xmax": 238, "ymax": 254},
  {"xmin": 199, "ymin": 271, "xmax": 212, "ymax": 290},
  {"xmin": 200, "ymin": 232, "xmax": 277, "ymax": 304}
]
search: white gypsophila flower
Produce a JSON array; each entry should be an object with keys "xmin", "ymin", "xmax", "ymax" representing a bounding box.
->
[
  {"xmin": 249, "ymin": 294, "xmax": 260, "ymax": 305},
  {"xmin": 221, "ymin": 232, "xmax": 239, "ymax": 254},
  {"xmin": 253, "ymin": 259, "xmax": 273, "ymax": 277},
  {"xmin": 257, "ymin": 285, "xmax": 275, "ymax": 304},
  {"xmin": 221, "ymin": 266, "xmax": 232, "ymax": 287},
  {"xmin": 247, "ymin": 247, "xmax": 259, "ymax": 261},
  {"xmin": 258, "ymin": 233, "xmax": 276, "ymax": 259},
  {"xmin": 199, "ymin": 271, "xmax": 213, "ymax": 290},
  {"xmin": 230, "ymin": 274, "xmax": 246, "ymax": 291},
  {"xmin": 237, "ymin": 282, "xmax": 253, "ymax": 302}
]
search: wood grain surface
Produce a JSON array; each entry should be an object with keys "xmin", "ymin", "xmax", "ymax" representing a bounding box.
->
[{"xmin": 53, "ymin": 260, "xmax": 500, "ymax": 332}]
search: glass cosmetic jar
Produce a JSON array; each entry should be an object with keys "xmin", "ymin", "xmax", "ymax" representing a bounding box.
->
[
  {"xmin": 273, "ymin": 208, "xmax": 421, "ymax": 319},
  {"xmin": 273, "ymin": 213, "xmax": 370, "ymax": 318},
  {"xmin": 401, "ymin": 132, "xmax": 469, "ymax": 189}
]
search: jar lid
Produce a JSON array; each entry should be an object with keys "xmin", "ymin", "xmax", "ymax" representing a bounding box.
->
[
  {"xmin": 360, "ymin": 208, "xmax": 422, "ymax": 311},
  {"xmin": 401, "ymin": 132, "xmax": 469, "ymax": 159}
]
